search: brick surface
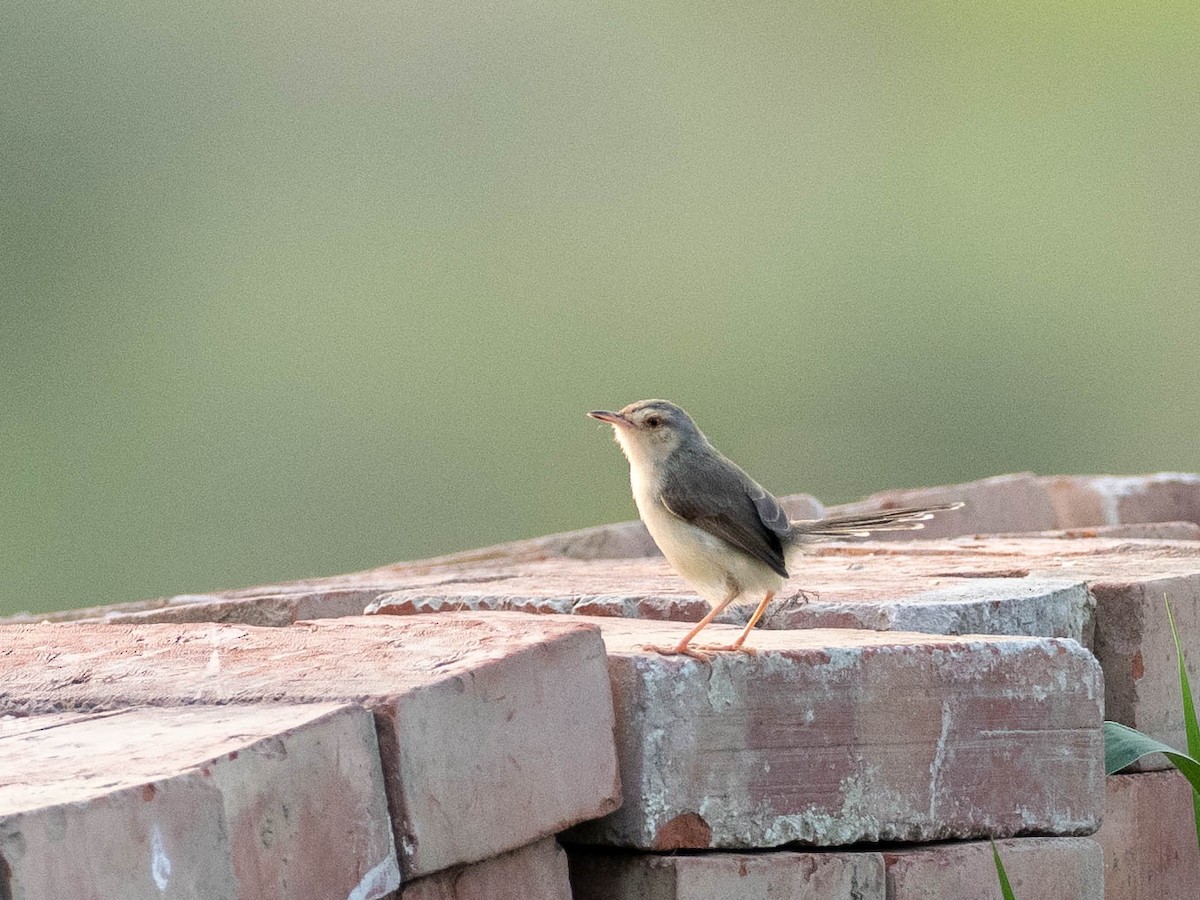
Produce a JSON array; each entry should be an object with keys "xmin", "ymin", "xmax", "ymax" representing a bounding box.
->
[
  {"xmin": 884, "ymin": 837, "xmax": 1103, "ymax": 899},
  {"xmin": 369, "ymin": 536, "xmax": 1200, "ymax": 756},
  {"xmin": 1018, "ymin": 522, "xmax": 1200, "ymax": 541},
  {"xmin": 827, "ymin": 472, "xmax": 1058, "ymax": 538},
  {"xmin": 0, "ymin": 703, "xmax": 398, "ymax": 900},
  {"xmin": 1046, "ymin": 474, "xmax": 1200, "ymax": 529},
  {"xmin": 565, "ymin": 619, "xmax": 1103, "ymax": 850},
  {"xmin": 365, "ymin": 554, "xmax": 1096, "ymax": 643},
  {"xmin": 1097, "ymin": 770, "xmax": 1200, "ymax": 900},
  {"xmin": 0, "ymin": 614, "xmax": 620, "ymax": 878},
  {"xmin": 400, "ymin": 838, "xmax": 571, "ymax": 900},
  {"xmin": 567, "ymin": 847, "xmax": 886, "ymax": 899}
]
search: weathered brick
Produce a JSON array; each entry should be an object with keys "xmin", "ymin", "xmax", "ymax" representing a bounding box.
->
[
  {"xmin": 365, "ymin": 555, "xmax": 1096, "ymax": 642},
  {"xmin": 1097, "ymin": 770, "xmax": 1200, "ymax": 899},
  {"xmin": 400, "ymin": 838, "xmax": 570, "ymax": 900},
  {"xmin": 1017, "ymin": 522, "xmax": 1200, "ymax": 541},
  {"xmin": 0, "ymin": 614, "xmax": 620, "ymax": 878},
  {"xmin": 1046, "ymin": 474, "xmax": 1200, "ymax": 529},
  {"xmin": 1090, "ymin": 573, "xmax": 1200, "ymax": 758},
  {"xmin": 565, "ymin": 620, "xmax": 1103, "ymax": 850},
  {"xmin": 567, "ymin": 847, "xmax": 885, "ymax": 899},
  {"xmin": 826, "ymin": 472, "xmax": 1057, "ymax": 538},
  {"xmin": 0, "ymin": 703, "xmax": 398, "ymax": 900},
  {"xmin": 369, "ymin": 536, "xmax": 1200, "ymax": 757},
  {"xmin": 883, "ymin": 837, "xmax": 1103, "ymax": 899},
  {"xmin": 94, "ymin": 587, "xmax": 380, "ymax": 626}
]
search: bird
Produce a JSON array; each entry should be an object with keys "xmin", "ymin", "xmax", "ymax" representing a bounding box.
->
[{"xmin": 587, "ymin": 399, "xmax": 963, "ymax": 658}]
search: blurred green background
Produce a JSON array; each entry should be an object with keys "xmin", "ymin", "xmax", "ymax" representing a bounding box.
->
[{"xmin": 4, "ymin": 2, "xmax": 1198, "ymax": 614}]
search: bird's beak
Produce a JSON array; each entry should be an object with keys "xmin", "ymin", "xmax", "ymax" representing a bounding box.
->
[{"xmin": 587, "ymin": 410, "xmax": 628, "ymax": 427}]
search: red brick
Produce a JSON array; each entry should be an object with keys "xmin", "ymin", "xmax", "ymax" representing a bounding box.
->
[
  {"xmin": 0, "ymin": 614, "xmax": 620, "ymax": 878},
  {"xmin": 827, "ymin": 472, "xmax": 1057, "ymax": 538},
  {"xmin": 565, "ymin": 620, "xmax": 1103, "ymax": 850},
  {"xmin": 1046, "ymin": 474, "xmax": 1200, "ymax": 529},
  {"xmin": 567, "ymin": 847, "xmax": 885, "ymax": 899},
  {"xmin": 0, "ymin": 703, "xmax": 398, "ymax": 900},
  {"xmin": 400, "ymin": 838, "xmax": 570, "ymax": 900},
  {"xmin": 1016, "ymin": 522, "xmax": 1200, "ymax": 541},
  {"xmin": 369, "ymin": 536, "xmax": 1200, "ymax": 758},
  {"xmin": 1097, "ymin": 770, "xmax": 1200, "ymax": 900},
  {"xmin": 884, "ymin": 837, "xmax": 1103, "ymax": 899},
  {"xmin": 1090, "ymin": 573, "xmax": 1200, "ymax": 758}
]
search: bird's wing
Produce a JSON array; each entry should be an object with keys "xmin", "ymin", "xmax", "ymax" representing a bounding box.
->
[{"xmin": 658, "ymin": 451, "xmax": 789, "ymax": 578}]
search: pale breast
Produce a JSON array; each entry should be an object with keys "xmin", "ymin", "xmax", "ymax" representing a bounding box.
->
[{"xmin": 631, "ymin": 467, "xmax": 785, "ymax": 606}]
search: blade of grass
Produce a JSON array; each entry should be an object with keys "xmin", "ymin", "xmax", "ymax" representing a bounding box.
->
[
  {"xmin": 991, "ymin": 840, "xmax": 1016, "ymax": 900},
  {"xmin": 1165, "ymin": 596, "xmax": 1200, "ymax": 859}
]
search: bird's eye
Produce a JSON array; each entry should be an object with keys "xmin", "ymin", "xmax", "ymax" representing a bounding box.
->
[{"xmin": 645, "ymin": 416, "xmax": 662, "ymax": 428}]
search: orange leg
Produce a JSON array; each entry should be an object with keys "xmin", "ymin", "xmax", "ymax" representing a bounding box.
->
[
  {"xmin": 640, "ymin": 587, "xmax": 740, "ymax": 660},
  {"xmin": 698, "ymin": 591, "xmax": 775, "ymax": 654}
]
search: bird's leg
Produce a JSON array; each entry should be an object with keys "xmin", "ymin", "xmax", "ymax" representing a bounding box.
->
[
  {"xmin": 640, "ymin": 587, "xmax": 740, "ymax": 660},
  {"xmin": 697, "ymin": 591, "xmax": 775, "ymax": 654}
]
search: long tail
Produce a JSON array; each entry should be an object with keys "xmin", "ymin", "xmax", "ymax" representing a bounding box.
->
[{"xmin": 790, "ymin": 502, "xmax": 964, "ymax": 538}]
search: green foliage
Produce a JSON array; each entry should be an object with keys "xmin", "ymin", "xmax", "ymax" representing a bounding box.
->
[
  {"xmin": 1167, "ymin": 599, "xmax": 1200, "ymax": 852},
  {"xmin": 991, "ymin": 840, "xmax": 1016, "ymax": 900}
]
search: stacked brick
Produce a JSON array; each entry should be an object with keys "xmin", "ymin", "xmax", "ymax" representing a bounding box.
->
[
  {"xmin": 1, "ymin": 472, "xmax": 1199, "ymax": 897},
  {"xmin": 0, "ymin": 615, "xmax": 619, "ymax": 898}
]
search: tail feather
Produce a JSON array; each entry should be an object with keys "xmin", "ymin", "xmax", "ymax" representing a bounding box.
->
[{"xmin": 790, "ymin": 502, "xmax": 964, "ymax": 539}]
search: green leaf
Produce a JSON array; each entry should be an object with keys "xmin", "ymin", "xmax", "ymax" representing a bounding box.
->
[
  {"xmin": 991, "ymin": 840, "xmax": 1016, "ymax": 900},
  {"xmin": 1165, "ymin": 597, "xmax": 1200, "ymax": 859},
  {"xmin": 1104, "ymin": 721, "xmax": 1200, "ymax": 788}
]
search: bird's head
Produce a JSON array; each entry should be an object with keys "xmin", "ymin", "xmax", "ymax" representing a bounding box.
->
[{"xmin": 587, "ymin": 399, "xmax": 705, "ymax": 468}]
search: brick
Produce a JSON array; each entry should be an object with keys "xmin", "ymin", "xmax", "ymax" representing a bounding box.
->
[
  {"xmin": 369, "ymin": 536, "xmax": 1200, "ymax": 758},
  {"xmin": 365, "ymin": 540, "xmax": 1117, "ymax": 643},
  {"xmin": 0, "ymin": 614, "xmax": 620, "ymax": 878},
  {"xmin": 1097, "ymin": 770, "xmax": 1200, "ymax": 899},
  {"xmin": 1046, "ymin": 474, "xmax": 1200, "ymax": 529},
  {"xmin": 1018, "ymin": 522, "xmax": 1200, "ymax": 541},
  {"xmin": 763, "ymin": 576, "xmax": 1094, "ymax": 643},
  {"xmin": 1090, "ymin": 573, "xmax": 1200, "ymax": 758},
  {"xmin": 567, "ymin": 847, "xmax": 885, "ymax": 899},
  {"xmin": 400, "ymin": 838, "xmax": 571, "ymax": 900},
  {"xmin": 0, "ymin": 703, "xmax": 398, "ymax": 900},
  {"xmin": 80, "ymin": 588, "xmax": 378, "ymax": 627},
  {"xmin": 371, "ymin": 569, "xmax": 1095, "ymax": 644},
  {"xmin": 827, "ymin": 472, "xmax": 1058, "ymax": 538},
  {"xmin": 565, "ymin": 620, "xmax": 1103, "ymax": 850},
  {"xmin": 883, "ymin": 837, "xmax": 1103, "ymax": 899},
  {"xmin": 366, "ymin": 558, "xmax": 711, "ymax": 624}
]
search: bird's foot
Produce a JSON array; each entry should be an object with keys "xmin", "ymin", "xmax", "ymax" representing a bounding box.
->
[
  {"xmin": 637, "ymin": 642, "xmax": 712, "ymax": 661},
  {"xmin": 694, "ymin": 642, "xmax": 758, "ymax": 656}
]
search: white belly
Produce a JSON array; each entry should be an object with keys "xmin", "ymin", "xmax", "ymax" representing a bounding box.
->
[{"xmin": 631, "ymin": 467, "xmax": 785, "ymax": 607}]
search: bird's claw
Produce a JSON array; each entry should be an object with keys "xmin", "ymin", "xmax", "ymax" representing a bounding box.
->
[
  {"xmin": 695, "ymin": 642, "xmax": 758, "ymax": 656},
  {"xmin": 637, "ymin": 642, "xmax": 712, "ymax": 661},
  {"xmin": 637, "ymin": 641, "xmax": 759, "ymax": 659}
]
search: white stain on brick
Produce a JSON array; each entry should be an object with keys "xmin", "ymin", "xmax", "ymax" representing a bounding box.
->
[
  {"xmin": 929, "ymin": 700, "xmax": 952, "ymax": 821},
  {"xmin": 205, "ymin": 649, "xmax": 220, "ymax": 676},
  {"xmin": 704, "ymin": 660, "xmax": 738, "ymax": 713},
  {"xmin": 150, "ymin": 823, "xmax": 171, "ymax": 891},
  {"xmin": 346, "ymin": 855, "xmax": 402, "ymax": 900}
]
